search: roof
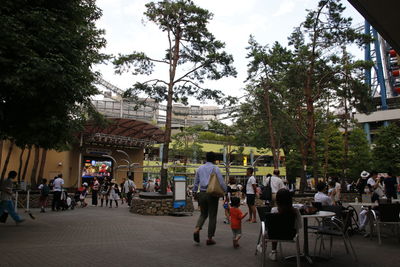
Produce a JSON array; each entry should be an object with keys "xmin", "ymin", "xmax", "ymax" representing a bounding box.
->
[
  {"xmin": 348, "ymin": 0, "xmax": 400, "ymax": 52},
  {"xmin": 82, "ymin": 118, "xmax": 165, "ymax": 147}
]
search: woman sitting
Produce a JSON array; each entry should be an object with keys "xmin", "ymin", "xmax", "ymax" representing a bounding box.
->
[{"xmin": 268, "ymin": 189, "xmax": 302, "ymax": 261}]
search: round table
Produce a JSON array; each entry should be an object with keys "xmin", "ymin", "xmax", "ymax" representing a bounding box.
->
[{"xmin": 301, "ymin": 211, "xmax": 336, "ymax": 264}]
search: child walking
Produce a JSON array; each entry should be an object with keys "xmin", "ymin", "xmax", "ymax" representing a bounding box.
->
[
  {"xmin": 229, "ymin": 197, "xmax": 248, "ymax": 248},
  {"xmin": 38, "ymin": 178, "xmax": 50, "ymax": 213}
]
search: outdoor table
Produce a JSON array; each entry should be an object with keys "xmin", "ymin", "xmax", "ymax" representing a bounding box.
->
[
  {"xmin": 286, "ymin": 211, "xmax": 335, "ymax": 264},
  {"xmin": 301, "ymin": 211, "xmax": 335, "ymax": 264}
]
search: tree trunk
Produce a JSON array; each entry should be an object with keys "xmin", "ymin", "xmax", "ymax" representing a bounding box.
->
[
  {"xmin": 17, "ymin": 147, "xmax": 26, "ymax": 183},
  {"xmin": 160, "ymin": 27, "xmax": 181, "ymax": 195},
  {"xmin": 21, "ymin": 146, "xmax": 32, "ymax": 182},
  {"xmin": 323, "ymin": 131, "xmax": 329, "ymax": 181},
  {"xmin": 1, "ymin": 140, "xmax": 14, "ymax": 182},
  {"xmin": 30, "ymin": 145, "xmax": 40, "ymax": 186},
  {"xmin": 299, "ymin": 141, "xmax": 308, "ymax": 193},
  {"xmin": 263, "ymin": 83, "xmax": 279, "ymax": 169},
  {"xmin": 38, "ymin": 148, "xmax": 48, "ymax": 184}
]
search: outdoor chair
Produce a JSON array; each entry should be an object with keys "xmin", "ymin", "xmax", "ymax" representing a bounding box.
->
[
  {"xmin": 255, "ymin": 210, "xmax": 301, "ymax": 267},
  {"xmin": 376, "ymin": 203, "xmax": 400, "ymax": 245},
  {"xmin": 313, "ymin": 209, "xmax": 357, "ymax": 262}
]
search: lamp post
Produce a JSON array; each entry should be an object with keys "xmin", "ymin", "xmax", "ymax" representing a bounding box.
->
[
  {"xmin": 252, "ymin": 155, "xmax": 269, "ymax": 177},
  {"xmin": 117, "ymin": 149, "xmax": 133, "ymax": 179},
  {"xmin": 224, "ymin": 149, "xmax": 237, "ymax": 182}
]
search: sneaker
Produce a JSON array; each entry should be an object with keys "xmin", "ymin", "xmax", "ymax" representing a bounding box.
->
[{"xmin": 269, "ymin": 250, "xmax": 277, "ymax": 261}]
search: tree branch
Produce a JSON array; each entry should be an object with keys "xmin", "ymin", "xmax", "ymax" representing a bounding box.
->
[
  {"xmin": 174, "ymin": 62, "xmax": 207, "ymax": 83},
  {"xmin": 143, "ymin": 79, "xmax": 169, "ymax": 86},
  {"xmin": 179, "ymin": 79, "xmax": 204, "ymax": 89}
]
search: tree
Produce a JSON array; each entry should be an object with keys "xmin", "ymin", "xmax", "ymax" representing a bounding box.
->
[
  {"xmin": 348, "ymin": 127, "xmax": 372, "ymax": 180},
  {"xmin": 243, "ymin": 38, "xmax": 303, "ymax": 169},
  {"xmin": 317, "ymin": 122, "xmax": 344, "ymax": 179},
  {"xmin": 287, "ymin": 0, "xmax": 370, "ymax": 189},
  {"xmin": 171, "ymin": 125, "xmax": 203, "ymax": 164},
  {"xmin": 0, "ymin": 0, "xmax": 107, "ymax": 150},
  {"xmin": 114, "ymin": 0, "xmax": 236, "ymax": 194},
  {"xmin": 372, "ymin": 124, "xmax": 400, "ymax": 174}
]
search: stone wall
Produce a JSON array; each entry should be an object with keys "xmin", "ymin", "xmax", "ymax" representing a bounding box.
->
[{"xmin": 130, "ymin": 197, "xmax": 194, "ymax": 215}]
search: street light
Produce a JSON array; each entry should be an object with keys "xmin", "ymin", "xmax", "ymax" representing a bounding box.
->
[
  {"xmin": 117, "ymin": 149, "xmax": 133, "ymax": 179},
  {"xmin": 252, "ymin": 155, "xmax": 270, "ymax": 177},
  {"xmin": 224, "ymin": 149, "xmax": 237, "ymax": 182}
]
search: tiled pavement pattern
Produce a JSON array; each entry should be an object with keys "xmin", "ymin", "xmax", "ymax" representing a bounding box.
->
[{"xmin": 0, "ymin": 202, "xmax": 399, "ymax": 267}]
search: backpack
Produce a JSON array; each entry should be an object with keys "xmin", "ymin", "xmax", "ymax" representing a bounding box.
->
[
  {"xmin": 260, "ymin": 176, "xmax": 272, "ymax": 201},
  {"xmin": 41, "ymin": 184, "xmax": 50, "ymax": 197}
]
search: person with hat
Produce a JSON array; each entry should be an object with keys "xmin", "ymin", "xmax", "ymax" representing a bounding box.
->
[
  {"xmin": 108, "ymin": 179, "xmax": 120, "ymax": 208},
  {"xmin": 356, "ymin": 171, "xmax": 369, "ymax": 195}
]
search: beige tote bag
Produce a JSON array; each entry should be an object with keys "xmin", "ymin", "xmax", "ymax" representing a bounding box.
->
[{"xmin": 206, "ymin": 168, "xmax": 224, "ymax": 197}]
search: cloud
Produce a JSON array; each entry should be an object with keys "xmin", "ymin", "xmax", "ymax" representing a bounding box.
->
[{"xmin": 273, "ymin": 0, "xmax": 296, "ymax": 17}]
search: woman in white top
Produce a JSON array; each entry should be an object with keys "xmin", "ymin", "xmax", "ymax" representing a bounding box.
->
[{"xmin": 108, "ymin": 179, "xmax": 120, "ymax": 208}]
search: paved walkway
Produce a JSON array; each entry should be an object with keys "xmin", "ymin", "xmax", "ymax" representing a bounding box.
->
[{"xmin": 0, "ymin": 202, "xmax": 399, "ymax": 267}]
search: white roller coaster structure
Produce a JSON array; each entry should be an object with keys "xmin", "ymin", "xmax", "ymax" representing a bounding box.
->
[{"xmin": 94, "ymin": 77, "xmax": 239, "ymax": 125}]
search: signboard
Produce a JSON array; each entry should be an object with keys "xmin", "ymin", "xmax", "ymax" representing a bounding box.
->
[
  {"xmin": 82, "ymin": 156, "xmax": 113, "ymax": 184},
  {"xmin": 173, "ymin": 176, "xmax": 187, "ymax": 208}
]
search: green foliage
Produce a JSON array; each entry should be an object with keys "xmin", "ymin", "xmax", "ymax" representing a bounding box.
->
[
  {"xmin": 285, "ymin": 149, "xmax": 303, "ymax": 180},
  {"xmin": 348, "ymin": 127, "xmax": 372, "ymax": 180},
  {"xmin": 0, "ymin": 0, "xmax": 107, "ymax": 149},
  {"xmin": 372, "ymin": 124, "xmax": 400, "ymax": 174},
  {"xmin": 170, "ymin": 125, "xmax": 203, "ymax": 163},
  {"xmin": 113, "ymin": 0, "xmax": 237, "ymax": 105},
  {"xmin": 317, "ymin": 124, "xmax": 344, "ymax": 178}
]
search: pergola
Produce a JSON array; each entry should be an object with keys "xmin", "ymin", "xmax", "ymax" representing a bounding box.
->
[{"xmin": 82, "ymin": 118, "xmax": 165, "ymax": 148}]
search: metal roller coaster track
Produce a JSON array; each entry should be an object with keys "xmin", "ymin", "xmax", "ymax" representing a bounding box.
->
[{"xmin": 96, "ymin": 77, "xmax": 239, "ymax": 116}]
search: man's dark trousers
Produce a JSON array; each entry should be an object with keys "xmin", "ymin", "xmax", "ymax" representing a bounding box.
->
[
  {"xmin": 52, "ymin": 191, "xmax": 62, "ymax": 211},
  {"xmin": 195, "ymin": 192, "xmax": 219, "ymax": 238}
]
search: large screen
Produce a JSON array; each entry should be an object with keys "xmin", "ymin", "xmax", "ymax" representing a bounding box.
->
[{"xmin": 82, "ymin": 157, "xmax": 113, "ymax": 183}]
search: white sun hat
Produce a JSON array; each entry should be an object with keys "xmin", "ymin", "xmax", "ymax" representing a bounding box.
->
[{"xmin": 360, "ymin": 171, "xmax": 370, "ymax": 178}]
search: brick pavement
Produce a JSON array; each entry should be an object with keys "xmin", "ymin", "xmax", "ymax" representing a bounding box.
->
[{"xmin": 0, "ymin": 201, "xmax": 399, "ymax": 267}]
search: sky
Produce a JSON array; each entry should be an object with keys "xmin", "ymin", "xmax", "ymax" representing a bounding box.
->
[{"xmin": 94, "ymin": 0, "xmax": 365, "ymax": 105}]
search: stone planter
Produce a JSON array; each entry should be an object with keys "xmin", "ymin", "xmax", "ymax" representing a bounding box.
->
[{"xmin": 130, "ymin": 196, "xmax": 194, "ymax": 215}]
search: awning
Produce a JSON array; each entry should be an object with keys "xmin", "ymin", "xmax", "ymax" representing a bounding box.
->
[{"xmin": 82, "ymin": 118, "xmax": 165, "ymax": 147}]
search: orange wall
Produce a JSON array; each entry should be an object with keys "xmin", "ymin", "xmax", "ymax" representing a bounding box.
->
[{"xmin": 0, "ymin": 140, "xmax": 144, "ymax": 188}]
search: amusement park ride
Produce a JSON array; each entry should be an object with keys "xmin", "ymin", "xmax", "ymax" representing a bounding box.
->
[{"xmin": 354, "ymin": 21, "xmax": 400, "ymax": 143}]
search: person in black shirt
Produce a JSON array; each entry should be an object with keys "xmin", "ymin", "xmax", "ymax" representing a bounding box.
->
[{"xmin": 384, "ymin": 172, "xmax": 398, "ymax": 199}]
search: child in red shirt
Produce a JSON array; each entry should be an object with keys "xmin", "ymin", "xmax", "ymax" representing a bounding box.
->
[{"xmin": 230, "ymin": 197, "xmax": 248, "ymax": 248}]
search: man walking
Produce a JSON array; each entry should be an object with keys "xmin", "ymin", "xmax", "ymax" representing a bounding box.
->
[
  {"xmin": 0, "ymin": 171, "xmax": 24, "ymax": 224},
  {"xmin": 262, "ymin": 169, "xmax": 285, "ymax": 206},
  {"xmin": 124, "ymin": 176, "xmax": 136, "ymax": 206},
  {"xmin": 52, "ymin": 174, "xmax": 64, "ymax": 211},
  {"xmin": 193, "ymin": 152, "xmax": 227, "ymax": 245}
]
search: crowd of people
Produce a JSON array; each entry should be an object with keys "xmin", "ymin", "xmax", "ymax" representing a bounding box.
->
[{"xmin": 192, "ymin": 151, "xmax": 399, "ymax": 261}]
